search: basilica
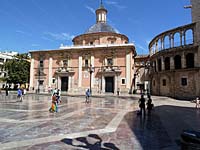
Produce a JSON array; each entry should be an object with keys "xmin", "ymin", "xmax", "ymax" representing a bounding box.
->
[{"xmin": 29, "ymin": 3, "xmax": 136, "ymax": 94}]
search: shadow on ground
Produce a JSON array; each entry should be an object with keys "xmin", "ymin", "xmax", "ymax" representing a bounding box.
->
[
  {"xmin": 124, "ymin": 105, "xmax": 200, "ymax": 150},
  {"xmin": 61, "ymin": 134, "xmax": 120, "ymax": 150}
]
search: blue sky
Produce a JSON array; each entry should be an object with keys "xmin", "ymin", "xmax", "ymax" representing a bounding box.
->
[{"xmin": 0, "ymin": 0, "xmax": 192, "ymax": 54}]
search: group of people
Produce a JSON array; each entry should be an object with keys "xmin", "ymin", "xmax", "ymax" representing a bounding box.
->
[
  {"xmin": 49, "ymin": 88, "xmax": 61, "ymax": 113},
  {"xmin": 138, "ymin": 94, "xmax": 154, "ymax": 115}
]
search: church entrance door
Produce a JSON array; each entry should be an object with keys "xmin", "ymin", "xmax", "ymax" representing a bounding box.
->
[
  {"xmin": 105, "ymin": 77, "xmax": 114, "ymax": 93},
  {"xmin": 61, "ymin": 77, "xmax": 68, "ymax": 92}
]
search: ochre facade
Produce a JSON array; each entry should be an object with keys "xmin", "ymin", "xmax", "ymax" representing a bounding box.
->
[{"xmin": 29, "ymin": 3, "xmax": 136, "ymax": 94}]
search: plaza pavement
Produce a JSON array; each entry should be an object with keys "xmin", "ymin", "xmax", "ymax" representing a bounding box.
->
[{"xmin": 0, "ymin": 93, "xmax": 199, "ymax": 150}]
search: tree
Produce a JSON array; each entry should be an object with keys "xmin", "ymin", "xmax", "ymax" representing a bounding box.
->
[{"xmin": 3, "ymin": 53, "xmax": 30, "ymax": 86}]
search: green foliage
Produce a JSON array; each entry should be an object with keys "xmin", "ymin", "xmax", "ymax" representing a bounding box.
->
[{"xmin": 3, "ymin": 53, "xmax": 30, "ymax": 84}]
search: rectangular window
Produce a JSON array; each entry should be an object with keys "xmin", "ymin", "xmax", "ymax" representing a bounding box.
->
[
  {"xmin": 107, "ymin": 58, "xmax": 113, "ymax": 66},
  {"xmin": 52, "ymin": 78, "xmax": 55, "ymax": 84},
  {"xmin": 39, "ymin": 60, "xmax": 44, "ymax": 68},
  {"xmin": 122, "ymin": 78, "xmax": 126, "ymax": 85},
  {"xmin": 85, "ymin": 59, "xmax": 89, "ymax": 67},
  {"xmin": 63, "ymin": 60, "xmax": 68, "ymax": 67},
  {"xmin": 181, "ymin": 78, "xmax": 187, "ymax": 86},
  {"xmin": 153, "ymin": 80, "xmax": 155, "ymax": 86},
  {"xmin": 163, "ymin": 79, "xmax": 166, "ymax": 86}
]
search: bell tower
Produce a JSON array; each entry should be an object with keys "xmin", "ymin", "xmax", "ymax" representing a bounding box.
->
[{"xmin": 191, "ymin": 0, "xmax": 200, "ymax": 23}]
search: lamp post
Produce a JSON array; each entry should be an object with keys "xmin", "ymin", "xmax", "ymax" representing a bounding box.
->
[
  {"xmin": 89, "ymin": 64, "xmax": 94, "ymax": 95},
  {"xmin": 37, "ymin": 67, "xmax": 40, "ymax": 94}
]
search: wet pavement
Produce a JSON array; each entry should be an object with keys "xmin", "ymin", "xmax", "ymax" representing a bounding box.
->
[{"xmin": 0, "ymin": 94, "xmax": 199, "ymax": 150}]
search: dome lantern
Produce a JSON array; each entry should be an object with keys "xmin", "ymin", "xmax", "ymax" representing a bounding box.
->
[{"xmin": 96, "ymin": 0, "xmax": 107, "ymax": 23}]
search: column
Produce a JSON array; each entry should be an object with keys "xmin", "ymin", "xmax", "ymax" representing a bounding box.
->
[
  {"xmin": 126, "ymin": 52, "xmax": 131, "ymax": 88},
  {"xmin": 161, "ymin": 38, "xmax": 164, "ymax": 50},
  {"xmin": 181, "ymin": 53, "xmax": 186, "ymax": 68},
  {"xmin": 194, "ymin": 52, "xmax": 198, "ymax": 67},
  {"xmin": 155, "ymin": 42, "xmax": 158, "ymax": 52},
  {"xmin": 91, "ymin": 55, "xmax": 94, "ymax": 88},
  {"xmin": 102, "ymin": 76, "xmax": 105, "ymax": 93},
  {"xmin": 68, "ymin": 76, "xmax": 71, "ymax": 91},
  {"xmin": 171, "ymin": 36, "xmax": 174, "ymax": 48},
  {"xmin": 29, "ymin": 58, "xmax": 34, "ymax": 90},
  {"xmin": 180, "ymin": 31, "xmax": 183, "ymax": 46},
  {"xmin": 183, "ymin": 31, "xmax": 186, "ymax": 45},
  {"xmin": 161, "ymin": 56, "xmax": 165, "ymax": 71},
  {"xmin": 170, "ymin": 56, "xmax": 174, "ymax": 70},
  {"xmin": 169, "ymin": 34, "xmax": 172, "ymax": 48},
  {"xmin": 78, "ymin": 56, "xmax": 82, "ymax": 87},
  {"xmin": 156, "ymin": 59, "xmax": 159, "ymax": 72},
  {"xmin": 48, "ymin": 57, "xmax": 52, "ymax": 87}
]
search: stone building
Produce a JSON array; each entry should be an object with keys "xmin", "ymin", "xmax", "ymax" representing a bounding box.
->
[
  {"xmin": 29, "ymin": 3, "xmax": 136, "ymax": 94},
  {"xmin": 148, "ymin": 0, "xmax": 200, "ymax": 99}
]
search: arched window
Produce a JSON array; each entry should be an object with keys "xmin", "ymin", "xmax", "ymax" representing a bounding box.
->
[
  {"xmin": 186, "ymin": 53, "xmax": 194, "ymax": 68},
  {"xmin": 185, "ymin": 29, "xmax": 193, "ymax": 45},
  {"xmin": 164, "ymin": 35, "xmax": 170, "ymax": 49},
  {"xmin": 157, "ymin": 39, "xmax": 162, "ymax": 51},
  {"xmin": 174, "ymin": 55, "xmax": 182, "ymax": 69},
  {"xmin": 164, "ymin": 57, "xmax": 170, "ymax": 70},
  {"xmin": 174, "ymin": 32, "xmax": 181, "ymax": 47}
]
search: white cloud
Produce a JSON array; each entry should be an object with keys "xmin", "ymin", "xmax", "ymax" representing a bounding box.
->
[
  {"xmin": 85, "ymin": 5, "xmax": 95, "ymax": 15},
  {"xmin": 43, "ymin": 32, "xmax": 75, "ymax": 41},
  {"xmin": 31, "ymin": 44, "xmax": 40, "ymax": 47},
  {"xmin": 16, "ymin": 30, "xmax": 31, "ymax": 36},
  {"xmin": 136, "ymin": 44, "xmax": 147, "ymax": 51},
  {"xmin": 41, "ymin": 36, "xmax": 54, "ymax": 42},
  {"xmin": 105, "ymin": 1, "xmax": 126, "ymax": 10}
]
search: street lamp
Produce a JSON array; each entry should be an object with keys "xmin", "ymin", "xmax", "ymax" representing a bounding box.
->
[
  {"xmin": 37, "ymin": 67, "xmax": 41, "ymax": 94},
  {"xmin": 89, "ymin": 64, "xmax": 95, "ymax": 95}
]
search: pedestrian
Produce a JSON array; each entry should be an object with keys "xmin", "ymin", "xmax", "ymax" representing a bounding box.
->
[
  {"xmin": 23, "ymin": 88, "xmax": 27, "ymax": 96},
  {"xmin": 138, "ymin": 94, "xmax": 146, "ymax": 115},
  {"xmin": 85, "ymin": 89, "xmax": 90, "ymax": 103},
  {"xmin": 5, "ymin": 85, "xmax": 8, "ymax": 96},
  {"xmin": 146, "ymin": 94, "xmax": 154, "ymax": 114},
  {"xmin": 17, "ymin": 88, "xmax": 23, "ymax": 102},
  {"xmin": 49, "ymin": 94, "xmax": 57, "ymax": 113},
  {"xmin": 196, "ymin": 97, "xmax": 199, "ymax": 109},
  {"xmin": 117, "ymin": 88, "xmax": 120, "ymax": 96}
]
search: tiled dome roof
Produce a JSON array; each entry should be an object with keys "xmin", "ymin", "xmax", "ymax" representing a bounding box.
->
[{"xmin": 85, "ymin": 23, "xmax": 118, "ymax": 34}]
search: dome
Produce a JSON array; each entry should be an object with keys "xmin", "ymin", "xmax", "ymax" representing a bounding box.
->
[{"xmin": 85, "ymin": 23, "xmax": 118, "ymax": 34}]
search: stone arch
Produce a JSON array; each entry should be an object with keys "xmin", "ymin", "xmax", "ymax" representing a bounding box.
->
[
  {"xmin": 164, "ymin": 57, "xmax": 170, "ymax": 70},
  {"xmin": 158, "ymin": 58, "xmax": 162, "ymax": 71},
  {"xmin": 174, "ymin": 55, "xmax": 182, "ymax": 69},
  {"xmin": 164, "ymin": 35, "xmax": 170, "ymax": 49},
  {"xmin": 173, "ymin": 32, "xmax": 181, "ymax": 47},
  {"xmin": 186, "ymin": 53, "xmax": 194, "ymax": 68},
  {"xmin": 185, "ymin": 29, "xmax": 193, "ymax": 45},
  {"xmin": 157, "ymin": 39, "xmax": 162, "ymax": 51}
]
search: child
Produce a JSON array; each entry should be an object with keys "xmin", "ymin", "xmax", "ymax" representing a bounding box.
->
[
  {"xmin": 85, "ymin": 89, "xmax": 90, "ymax": 103},
  {"xmin": 49, "ymin": 94, "xmax": 57, "ymax": 112},
  {"xmin": 17, "ymin": 88, "xmax": 23, "ymax": 102}
]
